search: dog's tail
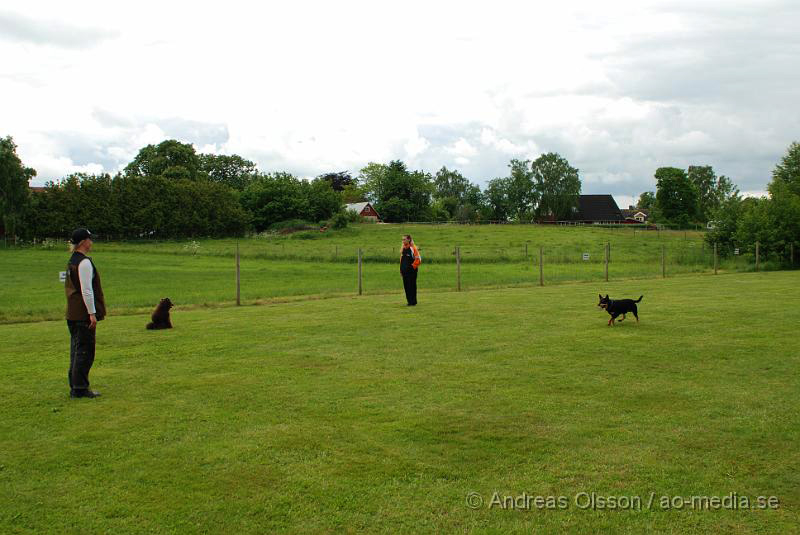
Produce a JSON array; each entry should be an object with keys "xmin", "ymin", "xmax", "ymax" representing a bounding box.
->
[
  {"xmin": 146, "ymin": 322, "xmax": 155, "ymax": 330},
  {"xmin": 636, "ymin": 295, "xmax": 643, "ymax": 303}
]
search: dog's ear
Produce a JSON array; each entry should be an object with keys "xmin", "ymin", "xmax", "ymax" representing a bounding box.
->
[
  {"xmin": 599, "ymin": 294, "xmax": 602, "ymax": 299},
  {"xmin": 605, "ymin": 294, "xmax": 609, "ymax": 298}
]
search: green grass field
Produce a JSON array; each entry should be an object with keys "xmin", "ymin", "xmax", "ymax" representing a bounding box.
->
[
  {"xmin": 1, "ymin": 224, "xmax": 768, "ymax": 324},
  {"xmin": 1, "ymin": 271, "xmax": 798, "ymax": 534}
]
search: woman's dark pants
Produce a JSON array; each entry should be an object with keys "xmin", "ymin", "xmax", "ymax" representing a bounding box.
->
[{"xmin": 402, "ymin": 268, "xmax": 418, "ymax": 305}]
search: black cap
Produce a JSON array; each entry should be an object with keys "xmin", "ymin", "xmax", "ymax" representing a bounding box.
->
[{"xmin": 70, "ymin": 228, "xmax": 93, "ymax": 244}]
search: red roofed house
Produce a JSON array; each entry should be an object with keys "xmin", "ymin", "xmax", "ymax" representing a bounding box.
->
[{"xmin": 345, "ymin": 202, "xmax": 381, "ymax": 222}]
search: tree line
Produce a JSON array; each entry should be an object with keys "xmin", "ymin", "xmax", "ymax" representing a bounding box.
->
[
  {"xmin": 636, "ymin": 166, "xmax": 738, "ymax": 227},
  {"xmin": 349, "ymin": 152, "xmax": 582, "ymax": 224},
  {"xmin": 705, "ymin": 142, "xmax": 800, "ymax": 261},
  {"xmin": 1, "ymin": 138, "xmax": 585, "ymax": 239},
  {"xmin": 631, "ymin": 143, "xmax": 799, "ymax": 261}
]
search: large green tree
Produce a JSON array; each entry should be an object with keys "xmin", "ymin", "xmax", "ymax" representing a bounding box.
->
[
  {"xmin": 655, "ymin": 167, "xmax": 698, "ymax": 225},
  {"xmin": 357, "ymin": 162, "xmax": 389, "ymax": 203},
  {"xmin": 484, "ymin": 177, "xmax": 512, "ymax": 221},
  {"xmin": 199, "ymin": 154, "xmax": 257, "ymax": 190},
  {"xmin": 687, "ymin": 165, "xmax": 739, "ymax": 222},
  {"xmin": 360, "ymin": 160, "xmax": 433, "ymax": 222},
  {"xmin": 0, "ymin": 136, "xmax": 36, "ymax": 241},
  {"xmin": 531, "ymin": 152, "xmax": 581, "ymax": 220},
  {"xmin": 771, "ymin": 141, "xmax": 800, "ymax": 196},
  {"xmin": 124, "ymin": 140, "xmax": 202, "ymax": 181},
  {"xmin": 637, "ymin": 191, "xmax": 656, "ymax": 211},
  {"xmin": 505, "ymin": 159, "xmax": 537, "ymax": 221},
  {"xmin": 688, "ymin": 165, "xmax": 717, "ymax": 221},
  {"xmin": 432, "ymin": 166, "xmax": 484, "ymax": 220},
  {"xmin": 240, "ymin": 172, "xmax": 310, "ymax": 231},
  {"xmin": 303, "ymin": 178, "xmax": 343, "ymax": 223},
  {"xmin": 714, "ymin": 175, "xmax": 738, "ymax": 206},
  {"xmin": 705, "ymin": 191, "xmax": 743, "ymax": 253}
]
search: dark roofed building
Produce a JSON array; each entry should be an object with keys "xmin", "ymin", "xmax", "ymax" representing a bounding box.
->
[{"xmin": 571, "ymin": 195, "xmax": 624, "ymax": 223}]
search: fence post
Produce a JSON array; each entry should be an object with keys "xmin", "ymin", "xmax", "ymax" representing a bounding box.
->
[
  {"xmin": 525, "ymin": 242, "xmax": 528, "ymax": 258},
  {"xmin": 235, "ymin": 243, "xmax": 241, "ymax": 306},
  {"xmin": 358, "ymin": 248, "xmax": 363, "ymax": 295},
  {"xmin": 662, "ymin": 245, "xmax": 666, "ymax": 278},
  {"xmin": 791, "ymin": 243, "xmax": 795, "ymax": 267},
  {"xmin": 604, "ymin": 242, "xmax": 609, "ymax": 282},
  {"xmin": 755, "ymin": 241, "xmax": 760, "ymax": 272},
  {"xmin": 456, "ymin": 246, "xmax": 461, "ymax": 292},
  {"xmin": 335, "ymin": 245, "xmax": 338, "ymax": 260},
  {"xmin": 713, "ymin": 243, "xmax": 718, "ymax": 275},
  {"xmin": 539, "ymin": 246, "xmax": 543, "ymax": 287}
]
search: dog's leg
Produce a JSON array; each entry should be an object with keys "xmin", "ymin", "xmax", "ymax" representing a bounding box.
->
[{"xmin": 618, "ymin": 313, "xmax": 626, "ymax": 322}]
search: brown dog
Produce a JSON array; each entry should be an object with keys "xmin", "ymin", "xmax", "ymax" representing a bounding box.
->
[{"xmin": 146, "ymin": 298, "xmax": 173, "ymax": 329}]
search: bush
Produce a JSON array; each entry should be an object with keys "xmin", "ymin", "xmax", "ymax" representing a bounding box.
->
[
  {"xmin": 330, "ymin": 212, "xmax": 349, "ymax": 229},
  {"xmin": 344, "ymin": 210, "xmax": 362, "ymax": 223}
]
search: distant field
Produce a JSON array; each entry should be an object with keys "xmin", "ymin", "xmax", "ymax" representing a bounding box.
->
[
  {"xmin": 0, "ymin": 223, "xmax": 771, "ymax": 324},
  {"xmin": 87, "ymin": 222, "xmax": 710, "ymax": 262},
  {"xmin": 0, "ymin": 272, "xmax": 797, "ymax": 534}
]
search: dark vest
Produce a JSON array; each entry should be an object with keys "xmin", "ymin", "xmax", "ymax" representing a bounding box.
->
[
  {"xmin": 400, "ymin": 246, "xmax": 415, "ymax": 273},
  {"xmin": 65, "ymin": 252, "xmax": 107, "ymax": 321}
]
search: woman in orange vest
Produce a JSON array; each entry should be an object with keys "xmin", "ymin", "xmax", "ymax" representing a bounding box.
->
[{"xmin": 400, "ymin": 234, "xmax": 421, "ymax": 306}]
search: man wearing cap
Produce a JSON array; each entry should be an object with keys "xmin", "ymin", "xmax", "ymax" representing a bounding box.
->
[
  {"xmin": 400, "ymin": 234, "xmax": 421, "ymax": 306},
  {"xmin": 65, "ymin": 228, "xmax": 106, "ymax": 399}
]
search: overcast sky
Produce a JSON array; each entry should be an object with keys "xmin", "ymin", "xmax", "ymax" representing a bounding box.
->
[{"xmin": 2, "ymin": 0, "xmax": 799, "ymax": 208}]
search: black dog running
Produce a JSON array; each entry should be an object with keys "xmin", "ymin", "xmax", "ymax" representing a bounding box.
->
[{"xmin": 598, "ymin": 294, "xmax": 643, "ymax": 326}]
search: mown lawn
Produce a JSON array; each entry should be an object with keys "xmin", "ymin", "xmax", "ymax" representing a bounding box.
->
[{"xmin": 1, "ymin": 271, "xmax": 797, "ymax": 534}]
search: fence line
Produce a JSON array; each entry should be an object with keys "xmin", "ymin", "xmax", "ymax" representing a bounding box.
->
[{"xmin": 230, "ymin": 241, "xmax": 788, "ymax": 302}]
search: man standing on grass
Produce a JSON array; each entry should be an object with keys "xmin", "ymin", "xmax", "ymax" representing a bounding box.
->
[
  {"xmin": 400, "ymin": 234, "xmax": 421, "ymax": 306},
  {"xmin": 65, "ymin": 228, "xmax": 106, "ymax": 399}
]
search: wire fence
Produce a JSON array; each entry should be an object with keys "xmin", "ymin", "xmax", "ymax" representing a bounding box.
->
[
  {"xmin": 230, "ymin": 240, "xmax": 795, "ymax": 302},
  {"xmin": 0, "ymin": 235, "xmax": 796, "ymax": 323}
]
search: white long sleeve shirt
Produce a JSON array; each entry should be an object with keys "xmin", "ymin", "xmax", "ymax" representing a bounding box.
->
[{"xmin": 77, "ymin": 258, "xmax": 97, "ymax": 315}]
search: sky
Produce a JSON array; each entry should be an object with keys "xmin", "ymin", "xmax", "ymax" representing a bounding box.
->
[{"xmin": 2, "ymin": 0, "xmax": 799, "ymax": 209}]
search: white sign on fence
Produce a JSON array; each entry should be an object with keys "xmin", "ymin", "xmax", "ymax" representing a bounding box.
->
[
  {"xmin": 59, "ymin": 271, "xmax": 66, "ymax": 282},
  {"xmin": 582, "ymin": 253, "xmax": 590, "ymax": 261},
  {"xmin": 734, "ymin": 248, "xmax": 740, "ymax": 255}
]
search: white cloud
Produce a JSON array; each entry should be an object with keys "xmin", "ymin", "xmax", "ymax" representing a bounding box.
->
[
  {"xmin": 404, "ymin": 133, "xmax": 431, "ymax": 159},
  {"xmin": 446, "ymin": 138, "xmax": 478, "ymax": 158},
  {"xmin": 479, "ymin": 129, "xmax": 532, "ymax": 156}
]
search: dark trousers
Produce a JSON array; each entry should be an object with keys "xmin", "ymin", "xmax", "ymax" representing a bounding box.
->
[
  {"xmin": 401, "ymin": 268, "xmax": 418, "ymax": 305},
  {"xmin": 67, "ymin": 320, "xmax": 95, "ymax": 393}
]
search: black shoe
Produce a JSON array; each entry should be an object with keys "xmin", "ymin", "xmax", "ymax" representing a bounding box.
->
[{"xmin": 70, "ymin": 390, "xmax": 101, "ymax": 399}]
